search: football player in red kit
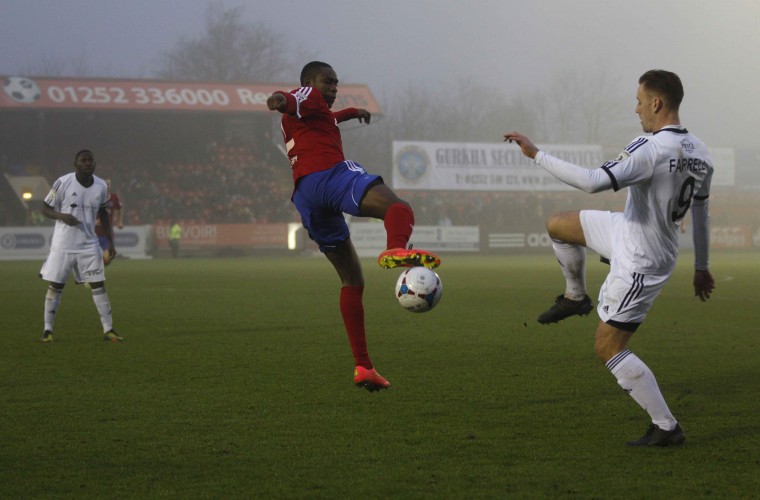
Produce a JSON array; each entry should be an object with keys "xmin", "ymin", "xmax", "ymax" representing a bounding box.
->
[{"xmin": 267, "ymin": 61, "xmax": 440, "ymax": 392}]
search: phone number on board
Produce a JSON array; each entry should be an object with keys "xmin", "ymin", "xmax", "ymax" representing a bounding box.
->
[{"xmin": 45, "ymin": 85, "xmax": 267, "ymax": 107}]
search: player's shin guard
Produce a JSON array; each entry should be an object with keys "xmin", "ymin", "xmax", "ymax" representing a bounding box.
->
[
  {"xmin": 384, "ymin": 202, "xmax": 415, "ymax": 250},
  {"xmin": 44, "ymin": 286, "xmax": 63, "ymax": 332},
  {"xmin": 91, "ymin": 286, "xmax": 114, "ymax": 333},
  {"xmin": 340, "ymin": 285, "xmax": 372, "ymax": 369}
]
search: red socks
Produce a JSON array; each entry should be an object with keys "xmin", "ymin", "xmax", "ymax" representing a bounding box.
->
[
  {"xmin": 340, "ymin": 285, "xmax": 372, "ymax": 369},
  {"xmin": 341, "ymin": 203, "xmax": 414, "ymax": 367},
  {"xmin": 384, "ymin": 202, "xmax": 415, "ymax": 250}
]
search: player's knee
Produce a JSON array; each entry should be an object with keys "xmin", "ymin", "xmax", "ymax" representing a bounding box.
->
[
  {"xmin": 594, "ymin": 336, "xmax": 628, "ymax": 363},
  {"xmin": 392, "ymin": 200, "xmax": 413, "ymax": 215},
  {"xmin": 546, "ymin": 211, "xmax": 583, "ymax": 244},
  {"xmin": 383, "ymin": 200, "xmax": 414, "ymax": 221},
  {"xmin": 545, "ymin": 213, "xmax": 564, "ymax": 238},
  {"xmin": 594, "ymin": 341, "xmax": 611, "ymax": 362}
]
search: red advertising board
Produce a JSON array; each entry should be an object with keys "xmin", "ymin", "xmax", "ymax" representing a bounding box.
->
[{"xmin": 1, "ymin": 76, "xmax": 381, "ymax": 114}]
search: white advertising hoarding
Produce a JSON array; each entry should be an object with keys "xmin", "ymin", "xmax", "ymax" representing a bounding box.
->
[
  {"xmin": 0, "ymin": 226, "xmax": 151, "ymax": 260},
  {"xmin": 393, "ymin": 141, "xmax": 735, "ymax": 190},
  {"xmin": 393, "ymin": 141, "xmax": 603, "ymax": 191}
]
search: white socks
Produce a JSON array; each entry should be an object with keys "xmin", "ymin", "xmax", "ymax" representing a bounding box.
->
[
  {"xmin": 91, "ymin": 286, "xmax": 114, "ymax": 333},
  {"xmin": 44, "ymin": 285, "xmax": 114, "ymax": 334},
  {"xmin": 551, "ymin": 239, "xmax": 587, "ymax": 300},
  {"xmin": 606, "ymin": 349, "xmax": 678, "ymax": 431},
  {"xmin": 44, "ymin": 286, "xmax": 62, "ymax": 332}
]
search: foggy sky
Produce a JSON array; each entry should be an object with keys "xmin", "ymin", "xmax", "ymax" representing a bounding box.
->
[{"xmin": 1, "ymin": 0, "xmax": 759, "ymax": 148}]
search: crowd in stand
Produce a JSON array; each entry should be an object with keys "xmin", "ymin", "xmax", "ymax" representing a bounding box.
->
[{"xmin": 115, "ymin": 142, "xmax": 297, "ymax": 226}]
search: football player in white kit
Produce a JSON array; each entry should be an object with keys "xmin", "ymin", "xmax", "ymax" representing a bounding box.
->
[
  {"xmin": 39, "ymin": 150, "xmax": 124, "ymax": 343},
  {"xmin": 504, "ymin": 70, "xmax": 715, "ymax": 446}
]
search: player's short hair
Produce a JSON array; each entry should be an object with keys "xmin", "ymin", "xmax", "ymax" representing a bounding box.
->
[
  {"xmin": 300, "ymin": 61, "xmax": 332, "ymax": 86},
  {"xmin": 74, "ymin": 149, "xmax": 92, "ymax": 162},
  {"xmin": 639, "ymin": 70, "xmax": 683, "ymax": 109}
]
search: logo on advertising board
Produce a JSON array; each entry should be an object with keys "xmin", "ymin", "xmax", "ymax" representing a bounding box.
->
[
  {"xmin": 0, "ymin": 233, "xmax": 46, "ymax": 249},
  {"xmin": 395, "ymin": 145, "xmax": 430, "ymax": 184},
  {"xmin": 114, "ymin": 232, "xmax": 140, "ymax": 248},
  {"xmin": 2, "ymin": 77, "xmax": 41, "ymax": 104}
]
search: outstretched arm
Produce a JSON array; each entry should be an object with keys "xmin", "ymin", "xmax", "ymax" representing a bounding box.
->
[
  {"xmin": 333, "ymin": 107, "xmax": 371, "ymax": 124},
  {"xmin": 355, "ymin": 109, "xmax": 371, "ymax": 124},
  {"xmin": 267, "ymin": 93, "xmax": 287, "ymax": 113},
  {"xmin": 504, "ymin": 132, "xmax": 538, "ymax": 159},
  {"xmin": 504, "ymin": 131, "xmax": 612, "ymax": 193}
]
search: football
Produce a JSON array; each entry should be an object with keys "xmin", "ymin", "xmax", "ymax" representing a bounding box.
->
[
  {"xmin": 2, "ymin": 77, "xmax": 41, "ymax": 104},
  {"xmin": 395, "ymin": 267, "xmax": 442, "ymax": 313}
]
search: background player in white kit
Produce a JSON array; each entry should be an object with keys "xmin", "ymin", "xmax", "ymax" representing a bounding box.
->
[
  {"xmin": 504, "ymin": 70, "xmax": 715, "ymax": 446},
  {"xmin": 39, "ymin": 150, "xmax": 124, "ymax": 343}
]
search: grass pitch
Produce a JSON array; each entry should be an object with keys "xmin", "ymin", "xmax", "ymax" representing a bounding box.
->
[{"xmin": 1, "ymin": 252, "xmax": 759, "ymax": 498}]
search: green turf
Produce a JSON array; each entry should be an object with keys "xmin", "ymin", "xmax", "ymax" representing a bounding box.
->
[{"xmin": 1, "ymin": 252, "xmax": 759, "ymax": 498}]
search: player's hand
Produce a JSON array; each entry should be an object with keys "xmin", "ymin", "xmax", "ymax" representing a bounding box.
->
[
  {"xmin": 356, "ymin": 109, "xmax": 371, "ymax": 124},
  {"xmin": 504, "ymin": 132, "xmax": 539, "ymax": 159},
  {"xmin": 267, "ymin": 93, "xmax": 286, "ymax": 112},
  {"xmin": 693, "ymin": 269, "xmax": 715, "ymax": 301},
  {"xmin": 59, "ymin": 213, "xmax": 80, "ymax": 226}
]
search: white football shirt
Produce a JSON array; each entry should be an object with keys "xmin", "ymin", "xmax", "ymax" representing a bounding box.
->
[
  {"xmin": 44, "ymin": 173, "xmax": 109, "ymax": 253},
  {"xmin": 536, "ymin": 125, "xmax": 713, "ymax": 274}
]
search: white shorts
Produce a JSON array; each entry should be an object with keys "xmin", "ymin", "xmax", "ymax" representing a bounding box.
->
[
  {"xmin": 580, "ymin": 210, "xmax": 669, "ymax": 327},
  {"xmin": 40, "ymin": 248, "xmax": 106, "ymax": 284}
]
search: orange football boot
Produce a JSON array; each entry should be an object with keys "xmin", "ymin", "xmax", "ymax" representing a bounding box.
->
[
  {"xmin": 354, "ymin": 366, "xmax": 390, "ymax": 392},
  {"xmin": 378, "ymin": 248, "xmax": 441, "ymax": 269}
]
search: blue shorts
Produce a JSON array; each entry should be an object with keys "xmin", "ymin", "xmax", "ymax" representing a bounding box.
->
[
  {"xmin": 292, "ymin": 160, "xmax": 382, "ymax": 252},
  {"xmin": 98, "ymin": 236, "xmax": 109, "ymax": 250}
]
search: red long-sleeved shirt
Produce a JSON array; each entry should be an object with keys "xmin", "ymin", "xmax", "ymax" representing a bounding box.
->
[{"xmin": 274, "ymin": 87, "xmax": 359, "ymax": 184}]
